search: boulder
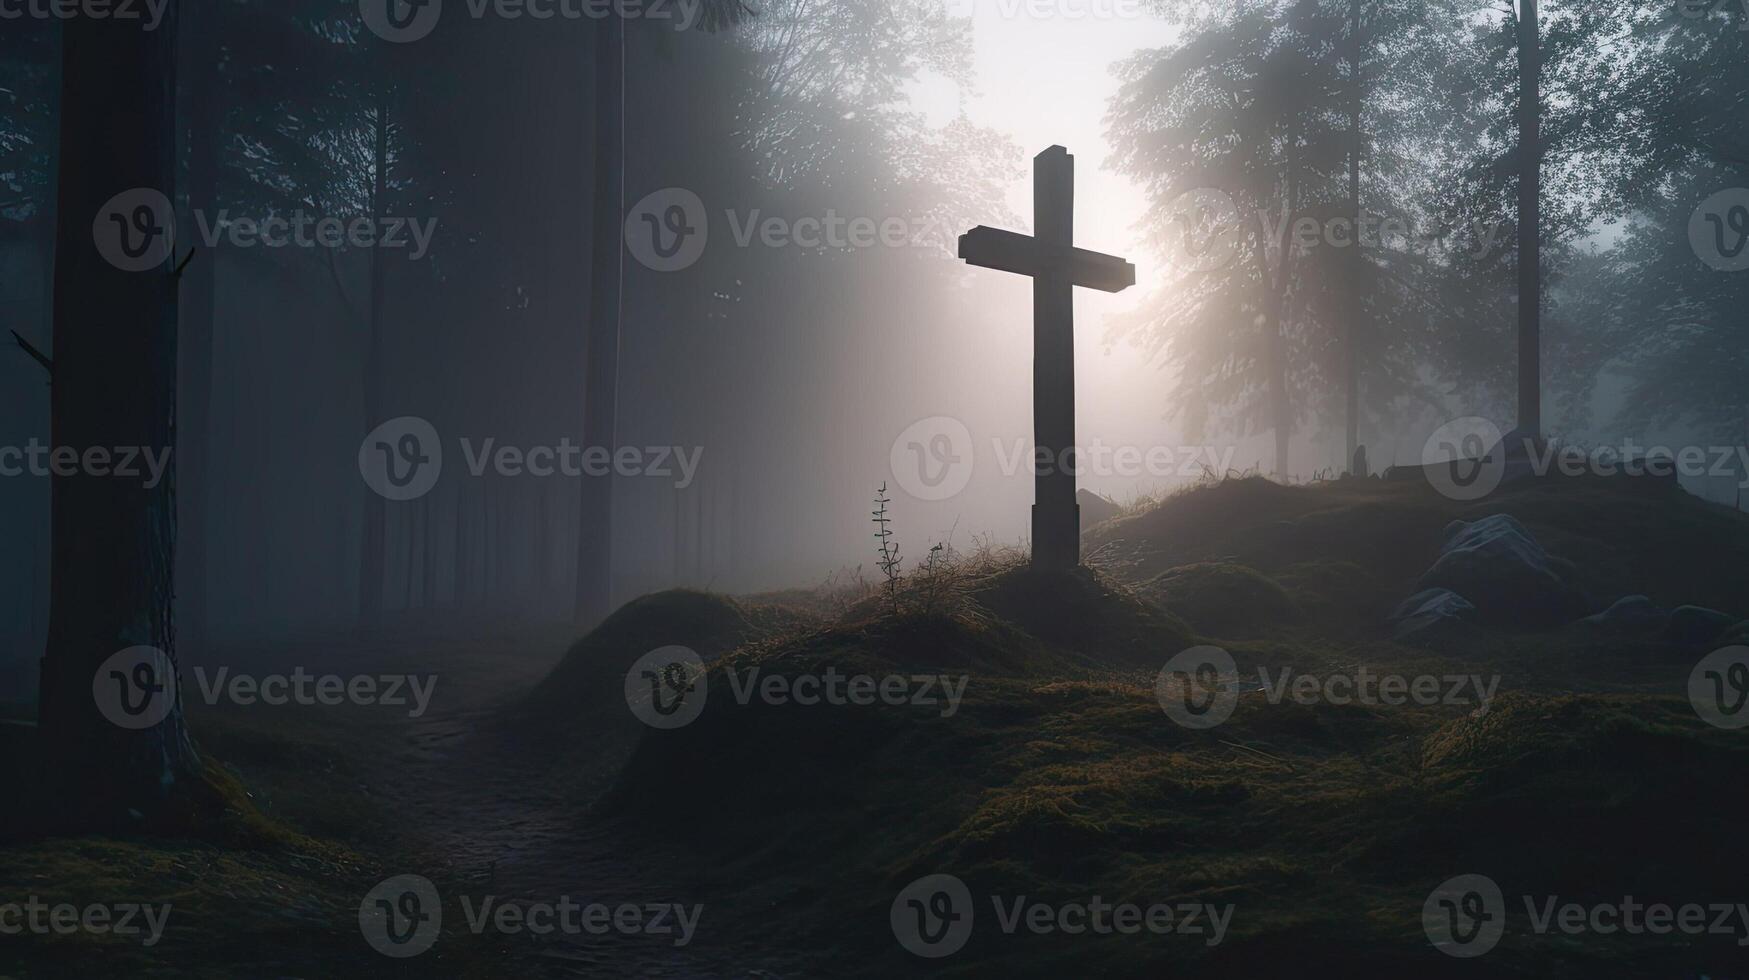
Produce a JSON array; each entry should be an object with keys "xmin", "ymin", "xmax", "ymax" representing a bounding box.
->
[
  {"xmin": 1577, "ymin": 594, "xmax": 1668, "ymax": 635},
  {"xmin": 1664, "ymin": 605, "xmax": 1738, "ymax": 646},
  {"xmin": 1077, "ymin": 489, "xmax": 1123, "ymax": 529},
  {"xmin": 1415, "ymin": 514, "xmax": 1590, "ymax": 627},
  {"xmin": 1389, "ymin": 588, "xmax": 1478, "ymax": 644}
]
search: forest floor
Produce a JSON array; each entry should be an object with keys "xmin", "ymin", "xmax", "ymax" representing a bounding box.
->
[{"xmin": 5, "ymin": 472, "xmax": 1749, "ymax": 977}]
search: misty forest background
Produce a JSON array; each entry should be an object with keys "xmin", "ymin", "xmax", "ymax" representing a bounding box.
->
[{"xmin": 1, "ymin": 0, "xmax": 1744, "ymax": 683}]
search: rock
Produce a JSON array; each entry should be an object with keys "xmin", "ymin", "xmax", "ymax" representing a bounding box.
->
[
  {"xmin": 1389, "ymin": 588, "xmax": 1478, "ymax": 643},
  {"xmin": 1577, "ymin": 595, "xmax": 1667, "ymax": 635},
  {"xmin": 1077, "ymin": 489, "xmax": 1123, "ymax": 529},
  {"xmin": 1415, "ymin": 514, "xmax": 1590, "ymax": 627},
  {"xmin": 1664, "ymin": 605, "xmax": 1738, "ymax": 646}
]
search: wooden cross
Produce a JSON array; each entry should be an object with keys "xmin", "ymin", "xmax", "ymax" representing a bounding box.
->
[{"xmin": 959, "ymin": 146, "xmax": 1136, "ymax": 569}]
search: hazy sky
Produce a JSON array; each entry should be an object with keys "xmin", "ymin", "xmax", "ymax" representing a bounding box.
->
[{"xmin": 909, "ymin": 4, "xmax": 1266, "ymax": 518}]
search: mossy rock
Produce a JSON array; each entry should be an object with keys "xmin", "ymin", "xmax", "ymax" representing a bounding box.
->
[{"xmin": 1141, "ymin": 561, "xmax": 1299, "ymax": 637}]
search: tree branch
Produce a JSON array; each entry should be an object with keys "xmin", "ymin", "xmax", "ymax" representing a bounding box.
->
[{"xmin": 10, "ymin": 329, "xmax": 52, "ymax": 378}]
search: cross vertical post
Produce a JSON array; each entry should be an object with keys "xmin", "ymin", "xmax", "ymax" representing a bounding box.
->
[
  {"xmin": 958, "ymin": 146, "xmax": 1136, "ymax": 571},
  {"xmin": 1031, "ymin": 147, "xmax": 1078, "ymax": 569}
]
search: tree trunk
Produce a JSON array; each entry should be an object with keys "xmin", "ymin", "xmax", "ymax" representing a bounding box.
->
[
  {"xmin": 421, "ymin": 493, "xmax": 437, "ymax": 609},
  {"xmin": 574, "ymin": 16, "xmax": 625, "ymax": 625},
  {"xmin": 1516, "ymin": 0, "xmax": 1541, "ymax": 436},
  {"xmin": 358, "ymin": 85, "xmax": 391, "ymax": 625},
  {"xmin": 1344, "ymin": 0, "xmax": 1364, "ymax": 472},
  {"xmin": 1263, "ymin": 138, "xmax": 1299, "ymax": 480},
  {"xmin": 179, "ymin": 2, "xmax": 220, "ymax": 657},
  {"xmin": 39, "ymin": 3, "xmax": 202, "ymax": 819}
]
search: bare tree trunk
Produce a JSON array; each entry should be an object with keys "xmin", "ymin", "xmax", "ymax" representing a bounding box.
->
[
  {"xmin": 1516, "ymin": 0, "xmax": 1541, "ymax": 436},
  {"xmin": 1344, "ymin": 0, "xmax": 1364, "ymax": 472},
  {"xmin": 39, "ymin": 3, "xmax": 202, "ymax": 820},
  {"xmin": 421, "ymin": 493, "xmax": 437, "ymax": 609},
  {"xmin": 1263, "ymin": 138, "xmax": 1299, "ymax": 480},
  {"xmin": 358, "ymin": 85, "xmax": 391, "ymax": 625},
  {"xmin": 574, "ymin": 16, "xmax": 625, "ymax": 625}
]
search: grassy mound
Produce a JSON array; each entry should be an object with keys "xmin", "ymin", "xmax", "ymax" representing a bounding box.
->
[
  {"xmin": 969, "ymin": 563, "xmax": 1196, "ymax": 666},
  {"xmin": 1088, "ymin": 473, "xmax": 1749, "ymax": 634},
  {"xmin": 521, "ymin": 589, "xmax": 756, "ymax": 728},
  {"xmin": 1140, "ymin": 561, "xmax": 1299, "ymax": 636}
]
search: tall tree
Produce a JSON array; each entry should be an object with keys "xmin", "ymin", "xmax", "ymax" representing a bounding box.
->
[
  {"xmin": 574, "ymin": 0, "xmax": 752, "ymax": 625},
  {"xmin": 38, "ymin": 3, "xmax": 202, "ymax": 819}
]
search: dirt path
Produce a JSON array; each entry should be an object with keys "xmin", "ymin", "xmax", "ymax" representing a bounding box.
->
[{"xmin": 339, "ymin": 626, "xmax": 811, "ymax": 977}]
